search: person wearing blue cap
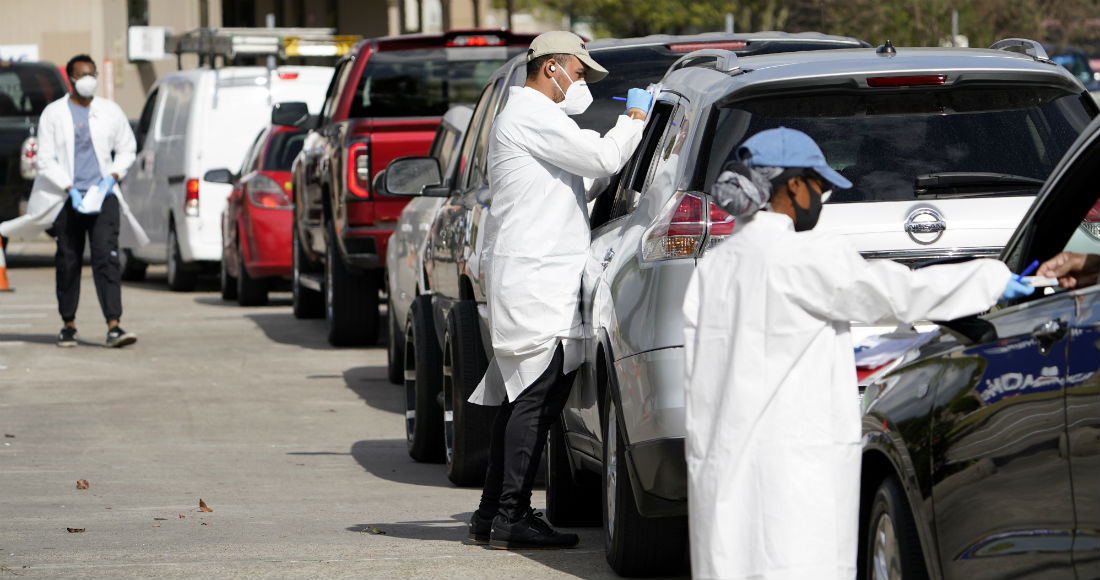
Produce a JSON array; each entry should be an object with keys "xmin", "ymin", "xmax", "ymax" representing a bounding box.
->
[{"xmin": 681, "ymin": 127, "xmax": 1033, "ymax": 580}]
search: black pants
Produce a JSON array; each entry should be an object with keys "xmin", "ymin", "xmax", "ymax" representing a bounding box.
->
[
  {"xmin": 53, "ymin": 195, "xmax": 122, "ymax": 324},
  {"xmin": 478, "ymin": 344, "xmax": 577, "ymax": 522}
]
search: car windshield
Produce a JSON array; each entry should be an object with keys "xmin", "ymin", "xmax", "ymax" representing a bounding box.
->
[
  {"xmin": 263, "ymin": 130, "xmax": 306, "ymax": 171},
  {"xmin": 350, "ymin": 47, "xmax": 525, "ymax": 118},
  {"xmin": 704, "ymin": 86, "xmax": 1093, "ymax": 203},
  {"xmin": 0, "ymin": 65, "xmax": 66, "ymax": 117}
]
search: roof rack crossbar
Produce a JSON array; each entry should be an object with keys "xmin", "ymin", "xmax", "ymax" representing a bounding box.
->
[
  {"xmin": 989, "ymin": 38, "xmax": 1051, "ymax": 62},
  {"xmin": 668, "ymin": 48, "xmax": 740, "ymax": 75}
]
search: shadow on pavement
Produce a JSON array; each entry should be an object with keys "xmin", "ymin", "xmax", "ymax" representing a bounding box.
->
[
  {"xmin": 345, "ymin": 512, "xmax": 469, "ymax": 541},
  {"xmin": 342, "ymin": 366, "xmax": 403, "ymax": 415},
  {"xmin": 0, "ymin": 333, "xmax": 57, "ymax": 346},
  {"xmin": 244, "ymin": 311, "xmax": 335, "ymax": 351},
  {"xmin": 349, "ymin": 438, "xmax": 452, "ymax": 488}
]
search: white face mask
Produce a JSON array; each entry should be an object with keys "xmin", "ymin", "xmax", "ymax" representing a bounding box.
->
[
  {"xmin": 550, "ymin": 66, "xmax": 592, "ymax": 116},
  {"xmin": 74, "ymin": 76, "xmax": 97, "ymax": 98}
]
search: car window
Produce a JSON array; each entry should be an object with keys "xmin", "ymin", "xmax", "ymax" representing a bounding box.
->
[
  {"xmin": 157, "ymin": 81, "xmax": 193, "ymax": 140},
  {"xmin": 607, "ymin": 101, "xmax": 675, "ymax": 221},
  {"xmin": 455, "ymin": 82, "xmax": 497, "ymax": 191},
  {"xmin": 703, "ymin": 86, "xmax": 1094, "ymax": 204},
  {"xmin": 571, "ymin": 46, "xmax": 685, "ymax": 135},
  {"xmin": 135, "ymin": 87, "xmax": 159, "ymax": 150},
  {"xmin": 430, "ymin": 123, "xmax": 462, "ymax": 182},
  {"xmin": 263, "ymin": 130, "xmax": 306, "ymax": 171},
  {"xmin": 0, "ymin": 65, "xmax": 66, "ymax": 117},
  {"xmin": 466, "ymin": 76, "xmax": 509, "ymax": 190},
  {"xmin": 349, "ymin": 47, "xmax": 521, "ymax": 118},
  {"xmin": 320, "ymin": 58, "xmax": 351, "ymax": 124},
  {"xmin": 239, "ymin": 130, "xmax": 265, "ymax": 175}
]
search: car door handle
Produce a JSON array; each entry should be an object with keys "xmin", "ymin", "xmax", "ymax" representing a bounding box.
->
[{"xmin": 1032, "ymin": 319, "xmax": 1067, "ymax": 355}]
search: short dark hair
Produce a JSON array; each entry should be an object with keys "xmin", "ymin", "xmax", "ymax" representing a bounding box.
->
[
  {"xmin": 526, "ymin": 53, "xmax": 572, "ymax": 80},
  {"xmin": 66, "ymin": 54, "xmax": 96, "ymax": 80}
]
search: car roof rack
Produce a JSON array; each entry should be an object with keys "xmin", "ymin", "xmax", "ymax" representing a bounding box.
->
[
  {"xmin": 169, "ymin": 27, "xmax": 360, "ymax": 69},
  {"xmin": 989, "ymin": 38, "xmax": 1052, "ymax": 63},
  {"xmin": 667, "ymin": 48, "xmax": 741, "ymax": 75}
]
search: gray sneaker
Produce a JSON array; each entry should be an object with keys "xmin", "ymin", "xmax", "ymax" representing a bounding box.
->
[
  {"xmin": 106, "ymin": 326, "xmax": 137, "ymax": 348},
  {"xmin": 57, "ymin": 326, "xmax": 77, "ymax": 348}
]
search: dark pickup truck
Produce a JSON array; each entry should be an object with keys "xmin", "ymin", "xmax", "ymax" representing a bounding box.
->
[
  {"xmin": 281, "ymin": 30, "xmax": 534, "ymax": 346},
  {"xmin": 0, "ymin": 61, "xmax": 68, "ymax": 229}
]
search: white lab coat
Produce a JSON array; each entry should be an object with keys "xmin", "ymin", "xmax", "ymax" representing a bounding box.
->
[
  {"xmin": 681, "ymin": 211, "xmax": 1010, "ymax": 580},
  {"xmin": 470, "ymin": 86, "xmax": 644, "ymax": 405},
  {"xmin": 0, "ymin": 96, "xmax": 147, "ymax": 247}
]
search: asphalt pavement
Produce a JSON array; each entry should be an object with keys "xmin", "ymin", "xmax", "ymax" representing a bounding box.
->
[{"xmin": 0, "ymin": 238, "xmax": 620, "ymax": 579}]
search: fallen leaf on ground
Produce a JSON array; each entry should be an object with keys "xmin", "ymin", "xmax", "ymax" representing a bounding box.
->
[
  {"xmin": 152, "ymin": 524, "xmax": 161, "ymax": 528},
  {"xmin": 365, "ymin": 526, "xmax": 386, "ymax": 535},
  {"xmin": 178, "ymin": 514, "xmax": 185, "ymax": 519},
  {"xmin": 199, "ymin": 499, "xmax": 213, "ymax": 512},
  {"xmin": 76, "ymin": 480, "xmax": 89, "ymax": 490},
  {"xmin": 4, "ymin": 433, "xmax": 14, "ymax": 438},
  {"xmin": 201, "ymin": 522, "xmax": 210, "ymax": 526},
  {"xmin": 66, "ymin": 528, "xmax": 85, "ymax": 533},
  {"xmin": 153, "ymin": 517, "xmax": 167, "ymax": 521}
]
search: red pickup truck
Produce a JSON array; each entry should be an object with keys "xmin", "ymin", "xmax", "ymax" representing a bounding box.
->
[{"xmin": 280, "ymin": 30, "xmax": 534, "ymax": 345}]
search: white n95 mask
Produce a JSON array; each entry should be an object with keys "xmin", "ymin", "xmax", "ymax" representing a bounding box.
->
[
  {"xmin": 551, "ymin": 68, "xmax": 593, "ymax": 116},
  {"xmin": 74, "ymin": 76, "xmax": 97, "ymax": 98}
]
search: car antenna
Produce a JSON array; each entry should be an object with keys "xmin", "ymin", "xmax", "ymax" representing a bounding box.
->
[{"xmin": 876, "ymin": 40, "xmax": 897, "ymax": 57}]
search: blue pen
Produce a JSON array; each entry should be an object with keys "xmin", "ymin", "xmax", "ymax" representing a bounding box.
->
[
  {"xmin": 1020, "ymin": 259, "xmax": 1039, "ymax": 277},
  {"xmin": 612, "ymin": 96, "xmax": 626, "ymax": 101}
]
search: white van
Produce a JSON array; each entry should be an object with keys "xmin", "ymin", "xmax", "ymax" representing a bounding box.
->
[{"xmin": 122, "ymin": 65, "xmax": 331, "ymax": 290}]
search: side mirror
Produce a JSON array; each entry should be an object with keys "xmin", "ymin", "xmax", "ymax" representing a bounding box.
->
[
  {"xmin": 203, "ymin": 168, "xmax": 235, "ymax": 184},
  {"xmin": 384, "ymin": 156, "xmax": 443, "ymax": 196},
  {"xmin": 271, "ymin": 101, "xmax": 311, "ymax": 128},
  {"xmin": 372, "ymin": 169, "xmax": 388, "ymax": 196}
]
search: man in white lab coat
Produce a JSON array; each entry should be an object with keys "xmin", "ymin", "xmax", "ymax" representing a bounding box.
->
[
  {"xmin": 6, "ymin": 55, "xmax": 142, "ymax": 348},
  {"xmin": 466, "ymin": 31, "xmax": 650, "ymax": 550},
  {"xmin": 681, "ymin": 127, "xmax": 1033, "ymax": 580}
]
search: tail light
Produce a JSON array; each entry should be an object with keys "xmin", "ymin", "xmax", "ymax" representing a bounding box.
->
[
  {"xmin": 19, "ymin": 134, "xmax": 37, "ymax": 180},
  {"xmin": 866, "ymin": 75, "xmax": 947, "ymax": 87},
  {"xmin": 447, "ymin": 34, "xmax": 504, "ymax": 47},
  {"xmin": 642, "ymin": 191, "xmax": 735, "ymax": 262},
  {"xmin": 347, "ymin": 142, "xmax": 370, "ymax": 198},
  {"xmin": 185, "ymin": 178, "xmax": 200, "ymax": 216},
  {"xmin": 277, "ymin": 72, "xmax": 299, "ymax": 80},
  {"xmin": 1081, "ymin": 197, "xmax": 1100, "ymax": 240},
  {"xmin": 247, "ymin": 175, "xmax": 291, "ymax": 209}
]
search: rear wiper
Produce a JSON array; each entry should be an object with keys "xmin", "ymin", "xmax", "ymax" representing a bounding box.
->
[{"xmin": 914, "ymin": 172, "xmax": 1045, "ymax": 196}]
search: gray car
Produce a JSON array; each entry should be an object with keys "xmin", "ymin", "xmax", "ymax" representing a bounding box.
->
[{"xmin": 548, "ymin": 38, "xmax": 1096, "ymax": 576}]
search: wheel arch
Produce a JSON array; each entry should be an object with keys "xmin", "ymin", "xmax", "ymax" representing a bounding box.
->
[{"xmin": 859, "ymin": 446, "xmax": 942, "ymax": 580}]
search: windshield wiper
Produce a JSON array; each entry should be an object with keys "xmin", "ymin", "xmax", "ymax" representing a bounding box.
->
[{"xmin": 914, "ymin": 172, "xmax": 1045, "ymax": 196}]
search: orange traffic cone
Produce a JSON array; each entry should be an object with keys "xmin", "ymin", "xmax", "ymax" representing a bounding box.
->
[{"xmin": 0, "ymin": 235, "xmax": 13, "ymax": 292}]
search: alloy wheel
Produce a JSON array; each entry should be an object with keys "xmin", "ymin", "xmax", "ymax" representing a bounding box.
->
[
  {"xmin": 606, "ymin": 403, "xmax": 618, "ymax": 539},
  {"xmin": 872, "ymin": 512, "xmax": 902, "ymax": 580}
]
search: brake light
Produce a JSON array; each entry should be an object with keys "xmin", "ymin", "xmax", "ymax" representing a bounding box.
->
[
  {"xmin": 867, "ymin": 75, "xmax": 947, "ymax": 87},
  {"xmin": 670, "ymin": 41, "xmax": 747, "ymax": 52},
  {"xmin": 447, "ymin": 35, "xmax": 504, "ymax": 47},
  {"xmin": 706, "ymin": 202, "xmax": 735, "ymax": 250},
  {"xmin": 1080, "ymin": 198, "xmax": 1100, "ymax": 240},
  {"xmin": 247, "ymin": 174, "xmax": 292, "ymax": 209},
  {"xmin": 347, "ymin": 142, "xmax": 370, "ymax": 198},
  {"xmin": 277, "ymin": 72, "xmax": 299, "ymax": 80},
  {"xmin": 185, "ymin": 178, "xmax": 200, "ymax": 216}
]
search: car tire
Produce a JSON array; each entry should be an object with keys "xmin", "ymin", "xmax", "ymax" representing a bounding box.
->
[
  {"xmin": 546, "ymin": 417, "xmax": 601, "ymax": 527},
  {"xmin": 292, "ymin": 223, "xmax": 323, "ymax": 319},
  {"xmin": 120, "ymin": 249, "xmax": 147, "ymax": 282},
  {"xmin": 442, "ymin": 300, "xmax": 495, "ymax": 487},
  {"xmin": 386, "ymin": 298, "xmax": 404, "ymax": 385},
  {"xmin": 236, "ymin": 235, "xmax": 268, "ymax": 306},
  {"xmin": 166, "ymin": 224, "xmax": 197, "ymax": 292},
  {"xmin": 220, "ymin": 243, "xmax": 238, "ymax": 301},
  {"xmin": 865, "ymin": 475, "xmax": 926, "ymax": 580},
  {"xmin": 404, "ymin": 294, "xmax": 444, "ymax": 463},
  {"xmin": 603, "ymin": 391, "xmax": 688, "ymax": 577},
  {"xmin": 324, "ymin": 221, "xmax": 378, "ymax": 346}
]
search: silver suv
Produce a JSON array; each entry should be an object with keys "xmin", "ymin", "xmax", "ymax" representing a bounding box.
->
[{"xmin": 550, "ymin": 39, "xmax": 1097, "ymax": 576}]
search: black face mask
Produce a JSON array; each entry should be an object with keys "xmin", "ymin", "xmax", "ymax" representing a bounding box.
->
[{"xmin": 790, "ymin": 188, "xmax": 822, "ymax": 231}]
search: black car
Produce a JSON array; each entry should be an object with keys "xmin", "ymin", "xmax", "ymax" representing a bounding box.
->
[
  {"xmin": 858, "ymin": 115, "xmax": 1100, "ymax": 580},
  {"xmin": 0, "ymin": 61, "xmax": 68, "ymax": 226}
]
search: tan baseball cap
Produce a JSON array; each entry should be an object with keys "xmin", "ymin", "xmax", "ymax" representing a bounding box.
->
[{"xmin": 526, "ymin": 31, "xmax": 608, "ymax": 83}]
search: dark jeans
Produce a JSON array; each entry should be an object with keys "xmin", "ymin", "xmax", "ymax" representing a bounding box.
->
[
  {"xmin": 478, "ymin": 344, "xmax": 577, "ymax": 522},
  {"xmin": 53, "ymin": 195, "xmax": 122, "ymax": 324}
]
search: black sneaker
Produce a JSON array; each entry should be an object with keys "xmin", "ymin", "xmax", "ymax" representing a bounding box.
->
[
  {"xmin": 106, "ymin": 326, "xmax": 137, "ymax": 348},
  {"xmin": 467, "ymin": 510, "xmax": 493, "ymax": 543},
  {"xmin": 489, "ymin": 509, "xmax": 579, "ymax": 550},
  {"xmin": 57, "ymin": 326, "xmax": 77, "ymax": 348}
]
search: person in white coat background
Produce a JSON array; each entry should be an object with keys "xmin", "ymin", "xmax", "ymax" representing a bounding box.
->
[
  {"xmin": 465, "ymin": 31, "xmax": 651, "ymax": 550},
  {"xmin": 0, "ymin": 55, "xmax": 143, "ymax": 348},
  {"xmin": 681, "ymin": 127, "xmax": 1035, "ymax": 580}
]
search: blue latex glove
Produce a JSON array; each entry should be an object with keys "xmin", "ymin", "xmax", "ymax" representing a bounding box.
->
[
  {"xmin": 1000, "ymin": 273, "xmax": 1036, "ymax": 301},
  {"xmin": 97, "ymin": 175, "xmax": 116, "ymax": 197},
  {"xmin": 625, "ymin": 87, "xmax": 652, "ymax": 116},
  {"xmin": 68, "ymin": 188, "xmax": 83, "ymax": 209}
]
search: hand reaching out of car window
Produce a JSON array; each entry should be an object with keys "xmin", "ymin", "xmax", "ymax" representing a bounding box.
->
[{"xmin": 1037, "ymin": 251, "xmax": 1100, "ymax": 289}]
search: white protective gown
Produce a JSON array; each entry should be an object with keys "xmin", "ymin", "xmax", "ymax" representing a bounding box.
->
[
  {"xmin": 0, "ymin": 96, "xmax": 147, "ymax": 247},
  {"xmin": 469, "ymin": 86, "xmax": 644, "ymax": 405},
  {"xmin": 681, "ymin": 211, "xmax": 1010, "ymax": 580}
]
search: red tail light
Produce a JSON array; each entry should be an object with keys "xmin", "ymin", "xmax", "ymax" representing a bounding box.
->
[
  {"xmin": 277, "ymin": 72, "xmax": 299, "ymax": 80},
  {"xmin": 643, "ymin": 192, "xmax": 736, "ymax": 261},
  {"xmin": 247, "ymin": 175, "xmax": 292, "ymax": 209},
  {"xmin": 670, "ymin": 41, "xmax": 747, "ymax": 52},
  {"xmin": 185, "ymin": 178, "xmax": 200, "ymax": 216},
  {"xmin": 1086, "ymin": 198, "xmax": 1100, "ymax": 222},
  {"xmin": 867, "ymin": 75, "xmax": 947, "ymax": 87},
  {"xmin": 1080, "ymin": 198, "xmax": 1100, "ymax": 240},
  {"xmin": 447, "ymin": 35, "xmax": 504, "ymax": 47},
  {"xmin": 347, "ymin": 142, "xmax": 370, "ymax": 198}
]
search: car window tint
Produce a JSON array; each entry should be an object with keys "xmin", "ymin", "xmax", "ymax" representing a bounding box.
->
[
  {"xmin": 135, "ymin": 87, "xmax": 159, "ymax": 149},
  {"xmin": 321, "ymin": 58, "xmax": 351, "ymax": 123},
  {"xmin": 705, "ymin": 87, "xmax": 1093, "ymax": 203},
  {"xmin": 456, "ymin": 82, "xmax": 496, "ymax": 190},
  {"xmin": 157, "ymin": 81, "xmax": 193, "ymax": 139},
  {"xmin": 431, "ymin": 124, "xmax": 462, "ymax": 181},
  {"xmin": 240, "ymin": 130, "xmax": 265, "ymax": 174},
  {"xmin": 608, "ymin": 101, "xmax": 674, "ymax": 220},
  {"xmin": 0, "ymin": 66, "xmax": 66, "ymax": 117},
  {"xmin": 349, "ymin": 47, "xmax": 521, "ymax": 118},
  {"xmin": 263, "ymin": 130, "xmax": 307, "ymax": 171},
  {"xmin": 467, "ymin": 76, "xmax": 508, "ymax": 189}
]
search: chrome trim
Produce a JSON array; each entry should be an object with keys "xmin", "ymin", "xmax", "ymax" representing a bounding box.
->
[
  {"xmin": 904, "ymin": 207, "xmax": 946, "ymax": 245},
  {"xmin": 861, "ymin": 247, "xmax": 1002, "ymax": 263}
]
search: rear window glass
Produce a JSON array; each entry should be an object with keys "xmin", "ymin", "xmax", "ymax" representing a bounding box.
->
[
  {"xmin": 704, "ymin": 86, "xmax": 1093, "ymax": 203},
  {"xmin": 0, "ymin": 65, "xmax": 66, "ymax": 117},
  {"xmin": 263, "ymin": 130, "xmax": 306, "ymax": 171},
  {"xmin": 349, "ymin": 47, "xmax": 524, "ymax": 118}
]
